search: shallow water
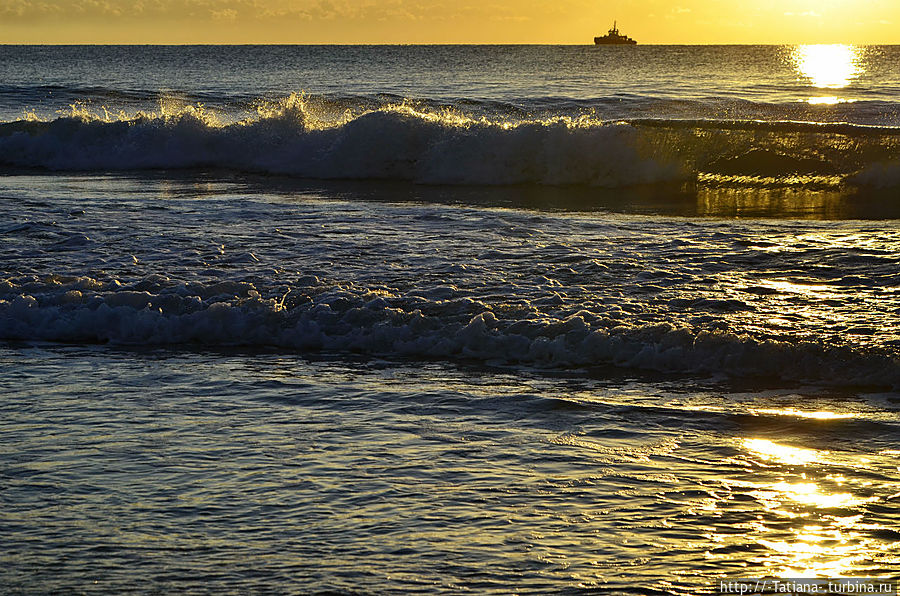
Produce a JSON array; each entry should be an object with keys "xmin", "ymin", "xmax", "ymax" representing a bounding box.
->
[
  {"xmin": 3, "ymin": 174, "xmax": 899, "ymax": 384},
  {"xmin": 2, "ymin": 346, "xmax": 898, "ymax": 594},
  {"xmin": 2, "ymin": 173, "xmax": 899, "ymax": 593}
]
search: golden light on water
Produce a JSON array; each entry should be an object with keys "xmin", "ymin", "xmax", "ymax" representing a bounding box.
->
[
  {"xmin": 765, "ymin": 481, "xmax": 871, "ymax": 509},
  {"xmin": 793, "ymin": 44, "xmax": 862, "ymax": 89},
  {"xmin": 806, "ymin": 96, "xmax": 854, "ymax": 105},
  {"xmin": 728, "ymin": 436, "xmax": 892, "ymax": 579},
  {"xmin": 750, "ymin": 408, "xmax": 853, "ymax": 420},
  {"xmin": 743, "ymin": 438, "xmax": 822, "ymax": 465},
  {"xmin": 759, "ymin": 533, "xmax": 861, "ymax": 578},
  {"xmin": 761, "ymin": 279, "xmax": 837, "ymax": 295}
]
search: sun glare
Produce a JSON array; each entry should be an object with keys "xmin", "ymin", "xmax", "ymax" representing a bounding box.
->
[
  {"xmin": 749, "ymin": 408, "xmax": 854, "ymax": 420},
  {"xmin": 806, "ymin": 96, "xmax": 853, "ymax": 105},
  {"xmin": 743, "ymin": 438, "xmax": 822, "ymax": 465},
  {"xmin": 765, "ymin": 481, "xmax": 871, "ymax": 509},
  {"xmin": 792, "ymin": 44, "xmax": 862, "ymax": 89}
]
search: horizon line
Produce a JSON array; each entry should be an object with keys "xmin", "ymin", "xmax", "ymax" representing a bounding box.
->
[{"xmin": 0, "ymin": 42, "xmax": 896, "ymax": 46}]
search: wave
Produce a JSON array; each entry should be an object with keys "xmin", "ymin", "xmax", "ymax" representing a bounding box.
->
[
  {"xmin": 2, "ymin": 274, "xmax": 898, "ymax": 388},
  {"xmin": 1, "ymin": 94, "xmax": 900, "ymax": 188}
]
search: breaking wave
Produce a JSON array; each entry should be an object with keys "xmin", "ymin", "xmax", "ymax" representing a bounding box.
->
[
  {"xmin": 2, "ymin": 274, "xmax": 898, "ymax": 388},
  {"xmin": 2, "ymin": 94, "xmax": 900, "ymax": 188}
]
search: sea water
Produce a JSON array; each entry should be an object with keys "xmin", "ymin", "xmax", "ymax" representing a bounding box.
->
[{"xmin": 1, "ymin": 45, "xmax": 899, "ymax": 594}]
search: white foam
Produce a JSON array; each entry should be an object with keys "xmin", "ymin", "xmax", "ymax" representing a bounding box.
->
[
  {"xmin": 2, "ymin": 276, "xmax": 897, "ymax": 388},
  {"xmin": 7, "ymin": 96, "xmax": 900, "ymax": 188},
  {"xmin": 0, "ymin": 98, "xmax": 685, "ymax": 187}
]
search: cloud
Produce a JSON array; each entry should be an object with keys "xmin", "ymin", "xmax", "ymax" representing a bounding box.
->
[
  {"xmin": 210, "ymin": 7, "xmax": 237, "ymax": 21},
  {"xmin": 0, "ymin": 0, "xmax": 535, "ymax": 22},
  {"xmin": 0, "ymin": 0, "xmax": 355, "ymax": 21}
]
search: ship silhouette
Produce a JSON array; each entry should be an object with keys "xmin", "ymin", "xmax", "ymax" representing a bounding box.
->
[{"xmin": 594, "ymin": 21, "xmax": 637, "ymax": 45}]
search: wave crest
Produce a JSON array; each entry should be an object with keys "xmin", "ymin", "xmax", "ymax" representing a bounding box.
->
[
  {"xmin": 0, "ymin": 95, "xmax": 683, "ymax": 187},
  {"xmin": 3, "ymin": 93, "xmax": 900, "ymax": 188}
]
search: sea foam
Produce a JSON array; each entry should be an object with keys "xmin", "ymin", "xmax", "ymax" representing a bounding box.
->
[
  {"xmin": 2, "ymin": 274, "xmax": 898, "ymax": 388},
  {"xmin": 3, "ymin": 94, "xmax": 899, "ymax": 188},
  {"xmin": 0, "ymin": 96, "xmax": 683, "ymax": 187}
]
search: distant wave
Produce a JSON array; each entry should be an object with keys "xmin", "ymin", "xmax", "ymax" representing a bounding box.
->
[
  {"xmin": 1, "ymin": 94, "xmax": 900, "ymax": 188},
  {"xmin": 630, "ymin": 117, "xmax": 900, "ymax": 136},
  {"xmin": 1, "ymin": 273, "xmax": 898, "ymax": 388}
]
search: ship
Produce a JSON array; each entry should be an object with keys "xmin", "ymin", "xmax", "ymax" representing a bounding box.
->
[{"xmin": 594, "ymin": 21, "xmax": 637, "ymax": 45}]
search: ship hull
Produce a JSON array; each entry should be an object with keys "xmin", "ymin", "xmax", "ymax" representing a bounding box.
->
[{"xmin": 594, "ymin": 37, "xmax": 637, "ymax": 45}]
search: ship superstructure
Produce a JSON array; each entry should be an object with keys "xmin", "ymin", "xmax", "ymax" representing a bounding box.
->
[{"xmin": 594, "ymin": 21, "xmax": 637, "ymax": 45}]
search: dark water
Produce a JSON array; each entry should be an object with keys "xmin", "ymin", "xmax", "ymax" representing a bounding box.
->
[{"xmin": 1, "ymin": 46, "xmax": 899, "ymax": 594}]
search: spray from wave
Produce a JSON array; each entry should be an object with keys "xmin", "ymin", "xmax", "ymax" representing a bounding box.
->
[
  {"xmin": 0, "ymin": 94, "xmax": 682, "ymax": 187},
  {"xmin": 1, "ymin": 93, "xmax": 900, "ymax": 188}
]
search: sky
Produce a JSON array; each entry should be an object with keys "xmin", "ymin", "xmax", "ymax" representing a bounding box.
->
[{"xmin": 0, "ymin": 0, "xmax": 897, "ymax": 44}]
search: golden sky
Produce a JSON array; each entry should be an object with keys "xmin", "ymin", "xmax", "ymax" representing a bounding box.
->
[{"xmin": 0, "ymin": 0, "xmax": 897, "ymax": 44}]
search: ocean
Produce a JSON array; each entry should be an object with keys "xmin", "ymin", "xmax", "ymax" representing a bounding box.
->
[{"xmin": 1, "ymin": 45, "xmax": 899, "ymax": 594}]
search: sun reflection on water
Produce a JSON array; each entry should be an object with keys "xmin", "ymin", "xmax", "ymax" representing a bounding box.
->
[
  {"xmin": 793, "ymin": 44, "xmax": 862, "ymax": 89},
  {"xmin": 791, "ymin": 44, "xmax": 865, "ymax": 104},
  {"xmin": 720, "ymin": 435, "xmax": 895, "ymax": 579},
  {"xmin": 749, "ymin": 408, "xmax": 854, "ymax": 421},
  {"xmin": 762, "ymin": 482, "xmax": 872, "ymax": 509},
  {"xmin": 742, "ymin": 438, "xmax": 822, "ymax": 465},
  {"xmin": 806, "ymin": 96, "xmax": 854, "ymax": 105},
  {"xmin": 758, "ymin": 533, "xmax": 862, "ymax": 578}
]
